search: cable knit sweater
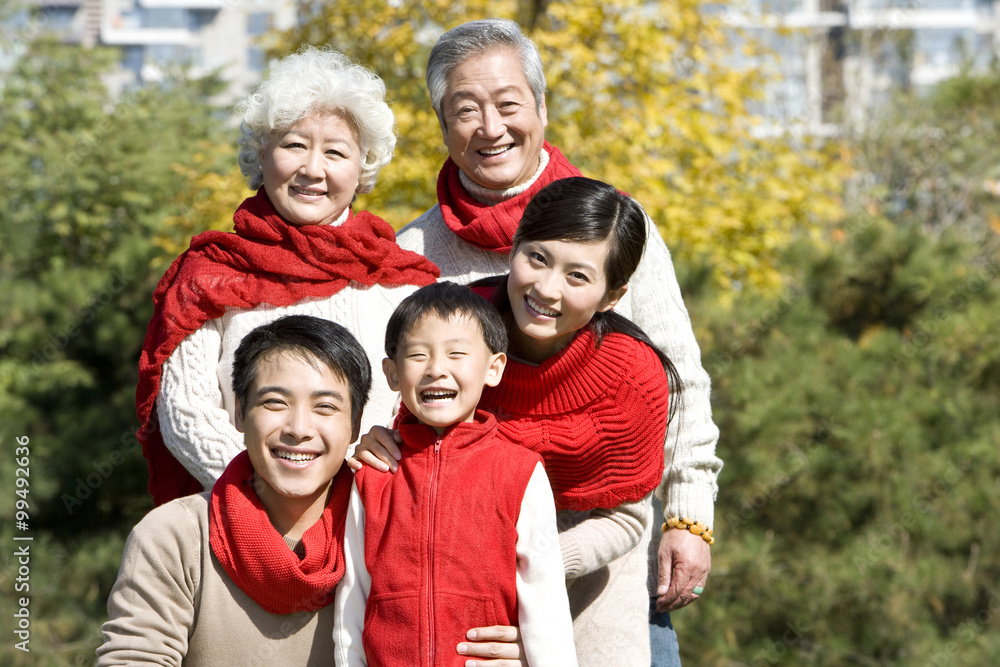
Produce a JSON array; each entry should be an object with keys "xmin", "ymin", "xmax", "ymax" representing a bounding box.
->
[
  {"xmin": 397, "ymin": 148, "xmax": 722, "ymax": 530},
  {"xmin": 480, "ymin": 330, "xmax": 668, "ymax": 666},
  {"xmin": 156, "ymin": 285, "xmax": 417, "ymax": 489},
  {"xmin": 96, "ymin": 493, "xmax": 337, "ymax": 666}
]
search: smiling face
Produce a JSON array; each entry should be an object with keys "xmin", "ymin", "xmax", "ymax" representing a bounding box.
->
[
  {"xmin": 507, "ymin": 238, "xmax": 628, "ymax": 363},
  {"xmin": 260, "ymin": 111, "xmax": 363, "ymax": 226},
  {"xmin": 235, "ymin": 351, "xmax": 357, "ymax": 524},
  {"xmin": 383, "ymin": 313, "xmax": 506, "ymax": 434},
  {"xmin": 439, "ymin": 49, "xmax": 548, "ymax": 190}
]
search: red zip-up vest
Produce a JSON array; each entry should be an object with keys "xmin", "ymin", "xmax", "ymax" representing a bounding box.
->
[{"xmin": 354, "ymin": 410, "xmax": 541, "ymax": 666}]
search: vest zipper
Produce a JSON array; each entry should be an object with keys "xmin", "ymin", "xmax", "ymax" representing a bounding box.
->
[{"xmin": 427, "ymin": 435, "xmax": 443, "ymax": 666}]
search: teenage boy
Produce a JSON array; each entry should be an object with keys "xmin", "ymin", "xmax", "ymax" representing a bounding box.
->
[
  {"xmin": 334, "ymin": 281, "xmax": 577, "ymax": 667},
  {"xmin": 97, "ymin": 315, "xmax": 371, "ymax": 666}
]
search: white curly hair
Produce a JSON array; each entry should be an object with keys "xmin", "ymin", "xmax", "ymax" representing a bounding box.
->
[{"xmin": 237, "ymin": 47, "xmax": 396, "ymax": 194}]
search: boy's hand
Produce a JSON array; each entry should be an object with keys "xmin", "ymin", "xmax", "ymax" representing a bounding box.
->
[
  {"xmin": 457, "ymin": 626, "xmax": 526, "ymax": 666},
  {"xmin": 346, "ymin": 426, "xmax": 402, "ymax": 473}
]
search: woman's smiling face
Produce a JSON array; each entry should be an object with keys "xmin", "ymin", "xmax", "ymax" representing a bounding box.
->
[
  {"xmin": 260, "ymin": 110, "xmax": 363, "ymax": 226},
  {"xmin": 506, "ymin": 237, "xmax": 626, "ymax": 362}
]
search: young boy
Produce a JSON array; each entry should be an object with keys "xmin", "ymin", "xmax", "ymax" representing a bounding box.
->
[
  {"xmin": 97, "ymin": 315, "xmax": 371, "ymax": 666},
  {"xmin": 334, "ymin": 282, "xmax": 577, "ymax": 667}
]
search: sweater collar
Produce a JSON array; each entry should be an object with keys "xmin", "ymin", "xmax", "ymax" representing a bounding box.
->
[{"xmin": 457, "ymin": 149, "xmax": 550, "ymax": 204}]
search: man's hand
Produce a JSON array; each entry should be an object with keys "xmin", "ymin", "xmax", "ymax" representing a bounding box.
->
[
  {"xmin": 346, "ymin": 425, "xmax": 401, "ymax": 473},
  {"xmin": 655, "ymin": 527, "xmax": 711, "ymax": 612},
  {"xmin": 456, "ymin": 625, "xmax": 526, "ymax": 666}
]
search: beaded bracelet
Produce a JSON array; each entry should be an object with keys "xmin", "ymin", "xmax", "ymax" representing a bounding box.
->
[{"xmin": 662, "ymin": 516, "xmax": 715, "ymax": 546}]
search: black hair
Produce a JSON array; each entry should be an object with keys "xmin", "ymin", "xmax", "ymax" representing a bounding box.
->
[
  {"xmin": 384, "ymin": 281, "xmax": 508, "ymax": 359},
  {"xmin": 475, "ymin": 176, "xmax": 683, "ymax": 424},
  {"xmin": 232, "ymin": 315, "xmax": 372, "ymax": 427}
]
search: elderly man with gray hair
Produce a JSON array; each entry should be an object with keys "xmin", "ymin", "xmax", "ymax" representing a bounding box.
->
[{"xmin": 362, "ymin": 17, "xmax": 724, "ymax": 667}]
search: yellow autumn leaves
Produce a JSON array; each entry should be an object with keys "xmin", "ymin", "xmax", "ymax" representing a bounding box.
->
[{"xmin": 160, "ymin": 0, "xmax": 845, "ymax": 293}]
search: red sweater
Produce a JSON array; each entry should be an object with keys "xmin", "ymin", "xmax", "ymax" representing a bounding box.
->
[
  {"xmin": 354, "ymin": 411, "xmax": 541, "ymax": 667},
  {"xmin": 480, "ymin": 327, "xmax": 669, "ymax": 512}
]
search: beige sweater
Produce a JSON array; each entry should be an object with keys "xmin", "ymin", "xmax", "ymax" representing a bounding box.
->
[{"xmin": 96, "ymin": 493, "xmax": 337, "ymax": 666}]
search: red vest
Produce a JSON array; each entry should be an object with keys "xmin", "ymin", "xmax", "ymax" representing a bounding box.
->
[{"xmin": 354, "ymin": 411, "xmax": 541, "ymax": 666}]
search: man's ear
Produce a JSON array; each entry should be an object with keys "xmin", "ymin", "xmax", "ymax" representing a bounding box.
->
[
  {"xmin": 382, "ymin": 357, "xmax": 401, "ymax": 392},
  {"xmin": 538, "ymin": 94, "xmax": 548, "ymax": 129},
  {"xmin": 598, "ymin": 284, "xmax": 629, "ymax": 313},
  {"xmin": 484, "ymin": 352, "xmax": 507, "ymax": 388},
  {"xmin": 234, "ymin": 400, "xmax": 245, "ymax": 433}
]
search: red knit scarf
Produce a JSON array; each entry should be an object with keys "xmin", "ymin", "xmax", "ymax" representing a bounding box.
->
[
  {"xmin": 436, "ymin": 141, "xmax": 582, "ymax": 254},
  {"xmin": 208, "ymin": 451, "xmax": 353, "ymax": 614},
  {"xmin": 481, "ymin": 326, "xmax": 669, "ymax": 512},
  {"xmin": 137, "ymin": 189, "xmax": 439, "ymax": 505}
]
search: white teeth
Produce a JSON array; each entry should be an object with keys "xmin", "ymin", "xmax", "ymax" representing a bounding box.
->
[
  {"xmin": 421, "ymin": 390, "xmax": 457, "ymax": 402},
  {"xmin": 527, "ymin": 296, "xmax": 559, "ymax": 317},
  {"xmin": 479, "ymin": 145, "xmax": 511, "ymax": 156},
  {"xmin": 293, "ymin": 187, "xmax": 324, "ymax": 196},
  {"xmin": 275, "ymin": 451, "xmax": 318, "ymax": 462}
]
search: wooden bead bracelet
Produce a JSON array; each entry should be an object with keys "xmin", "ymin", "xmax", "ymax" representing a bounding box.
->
[{"xmin": 662, "ymin": 516, "xmax": 715, "ymax": 546}]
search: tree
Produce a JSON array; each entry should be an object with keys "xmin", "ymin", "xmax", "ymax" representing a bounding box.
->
[
  {"xmin": 274, "ymin": 0, "xmax": 843, "ymax": 290},
  {"xmin": 676, "ymin": 214, "xmax": 1000, "ymax": 665},
  {"xmin": 0, "ymin": 35, "xmax": 231, "ymax": 665},
  {"xmin": 666, "ymin": 64, "xmax": 1000, "ymax": 663},
  {"xmin": 851, "ymin": 64, "xmax": 1000, "ymax": 240}
]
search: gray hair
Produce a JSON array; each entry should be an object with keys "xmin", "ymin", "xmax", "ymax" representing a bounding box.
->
[
  {"xmin": 238, "ymin": 47, "xmax": 396, "ymax": 193},
  {"xmin": 426, "ymin": 19, "xmax": 546, "ymax": 123}
]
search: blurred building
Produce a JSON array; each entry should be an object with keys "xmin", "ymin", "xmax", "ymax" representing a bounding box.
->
[
  {"xmin": 725, "ymin": 0, "xmax": 999, "ymax": 134},
  {"xmin": 7, "ymin": 1, "xmax": 999, "ymax": 132},
  {"xmin": 12, "ymin": 0, "xmax": 297, "ymax": 103}
]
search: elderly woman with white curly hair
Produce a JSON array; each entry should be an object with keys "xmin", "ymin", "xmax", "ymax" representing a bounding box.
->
[{"xmin": 136, "ymin": 47, "xmax": 438, "ymax": 506}]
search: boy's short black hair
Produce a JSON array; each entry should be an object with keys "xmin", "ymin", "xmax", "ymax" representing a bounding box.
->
[
  {"xmin": 232, "ymin": 315, "xmax": 372, "ymax": 426},
  {"xmin": 384, "ymin": 281, "xmax": 508, "ymax": 359}
]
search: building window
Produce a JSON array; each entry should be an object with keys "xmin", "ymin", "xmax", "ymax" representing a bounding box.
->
[
  {"xmin": 247, "ymin": 12, "xmax": 272, "ymax": 37},
  {"xmin": 248, "ymin": 47, "xmax": 266, "ymax": 72}
]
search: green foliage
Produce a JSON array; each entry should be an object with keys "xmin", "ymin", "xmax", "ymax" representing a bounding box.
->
[
  {"xmin": 0, "ymin": 36, "xmax": 230, "ymax": 665},
  {"xmin": 677, "ymin": 218, "xmax": 1000, "ymax": 665}
]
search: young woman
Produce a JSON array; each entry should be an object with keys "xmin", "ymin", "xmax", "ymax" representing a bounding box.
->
[
  {"xmin": 475, "ymin": 176, "xmax": 682, "ymax": 666},
  {"xmin": 355, "ymin": 177, "xmax": 694, "ymax": 666}
]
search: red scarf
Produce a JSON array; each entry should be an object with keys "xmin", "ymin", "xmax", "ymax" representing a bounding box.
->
[
  {"xmin": 208, "ymin": 451, "xmax": 353, "ymax": 614},
  {"xmin": 137, "ymin": 190, "xmax": 439, "ymax": 505},
  {"xmin": 478, "ymin": 297, "xmax": 669, "ymax": 511},
  {"xmin": 436, "ymin": 141, "xmax": 582, "ymax": 254}
]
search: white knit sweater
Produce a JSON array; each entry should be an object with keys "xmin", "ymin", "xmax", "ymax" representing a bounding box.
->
[{"xmin": 156, "ymin": 284, "xmax": 417, "ymax": 490}]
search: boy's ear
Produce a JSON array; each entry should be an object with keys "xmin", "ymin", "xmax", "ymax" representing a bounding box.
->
[
  {"xmin": 484, "ymin": 351, "xmax": 507, "ymax": 388},
  {"xmin": 382, "ymin": 357, "xmax": 400, "ymax": 392},
  {"xmin": 234, "ymin": 400, "xmax": 246, "ymax": 432},
  {"xmin": 598, "ymin": 283, "xmax": 629, "ymax": 313}
]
